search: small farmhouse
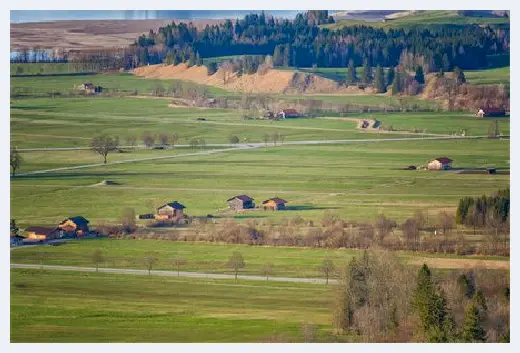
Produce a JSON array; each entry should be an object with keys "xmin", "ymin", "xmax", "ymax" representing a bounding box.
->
[
  {"xmin": 262, "ymin": 197, "xmax": 288, "ymax": 210},
  {"xmin": 476, "ymin": 107, "xmax": 506, "ymax": 118},
  {"xmin": 227, "ymin": 195, "xmax": 255, "ymax": 210},
  {"xmin": 278, "ymin": 109, "xmax": 299, "ymax": 119},
  {"xmin": 427, "ymin": 157, "xmax": 453, "ymax": 170},
  {"xmin": 58, "ymin": 216, "xmax": 90, "ymax": 237},
  {"xmin": 156, "ymin": 201, "xmax": 186, "ymax": 221},
  {"xmin": 25, "ymin": 226, "xmax": 60, "ymax": 241}
]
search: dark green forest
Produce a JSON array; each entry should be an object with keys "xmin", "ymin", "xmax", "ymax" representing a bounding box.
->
[{"xmin": 131, "ymin": 11, "xmax": 509, "ymax": 71}]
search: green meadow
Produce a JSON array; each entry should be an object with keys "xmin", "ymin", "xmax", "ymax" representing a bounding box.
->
[{"xmin": 10, "ymin": 268, "xmax": 338, "ymax": 343}]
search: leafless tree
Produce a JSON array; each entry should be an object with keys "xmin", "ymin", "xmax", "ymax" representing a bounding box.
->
[
  {"xmin": 263, "ymin": 133, "xmax": 270, "ymax": 148},
  {"xmin": 198, "ymin": 138, "xmax": 206, "ymax": 150},
  {"xmin": 142, "ymin": 132, "xmax": 155, "ymax": 148},
  {"xmin": 144, "ymin": 252, "xmax": 159, "ymax": 275},
  {"xmin": 375, "ymin": 214, "xmax": 396, "ymax": 245},
  {"xmin": 158, "ymin": 134, "xmax": 169, "ymax": 146},
  {"xmin": 189, "ymin": 138, "xmax": 199, "ymax": 151},
  {"xmin": 10, "ymin": 146, "xmax": 22, "ymax": 176},
  {"xmin": 126, "ymin": 135, "xmax": 137, "ymax": 149},
  {"xmin": 402, "ymin": 218, "xmax": 420, "ymax": 251},
  {"xmin": 272, "ymin": 133, "xmax": 279, "ymax": 146},
  {"xmin": 226, "ymin": 251, "xmax": 245, "ymax": 280},
  {"xmin": 262, "ymin": 262, "xmax": 273, "ymax": 280},
  {"xmin": 320, "ymin": 257, "xmax": 335, "ymax": 285},
  {"xmin": 171, "ymin": 257, "xmax": 187, "ymax": 276},
  {"xmin": 90, "ymin": 135, "xmax": 119, "ymax": 164},
  {"xmin": 170, "ymin": 133, "xmax": 180, "ymax": 147},
  {"xmin": 92, "ymin": 249, "xmax": 104, "ymax": 272},
  {"xmin": 121, "ymin": 208, "xmax": 136, "ymax": 233}
]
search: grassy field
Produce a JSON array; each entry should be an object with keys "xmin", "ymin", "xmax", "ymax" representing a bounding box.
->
[
  {"xmin": 464, "ymin": 67, "xmax": 510, "ymax": 86},
  {"xmin": 11, "ymin": 138, "xmax": 509, "ymax": 226},
  {"xmin": 10, "ymin": 63, "xmax": 95, "ymax": 76},
  {"xmin": 11, "ymin": 72, "xmax": 232, "ymax": 97},
  {"xmin": 324, "ymin": 11, "xmax": 510, "ymax": 30},
  {"xmin": 10, "ymin": 268, "xmax": 337, "ymax": 343},
  {"xmin": 10, "ymin": 239, "xmax": 510, "ymax": 278}
]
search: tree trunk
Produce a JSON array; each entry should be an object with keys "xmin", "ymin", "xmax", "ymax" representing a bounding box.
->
[
  {"xmin": 104, "ymin": 155, "xmax": 107, "ymax": 164},
  {"xmin": 96, "ymin": 263, "xmax": 99, "ymax": 272},
  {"xmin": 235, "ymin": 269, "xmax": 238, "ymax": 280},
  {"xmin": 177, "ymin": 266, "xmax": 180, "ymax": 277},
  {"xmin": 326, "ymin": 273, "xmax": 329, "ymax": 285}
]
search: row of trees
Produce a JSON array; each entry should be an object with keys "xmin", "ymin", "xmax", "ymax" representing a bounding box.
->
[
  {"xmin": 132, "ymin": 11, "xmax": 509, "ymax": 70},
  {"xmin": 114, "ymin": 208, "xmax": 509, "ymax": 256}
]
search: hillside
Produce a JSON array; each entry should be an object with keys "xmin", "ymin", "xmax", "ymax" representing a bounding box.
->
[
  {"xmin": 132, "ymin": 64, "xmax": 367, "ymax": 95},
  {"xmin": 324, "ymin": 10, "xmax": 510, "ymax": 29}
]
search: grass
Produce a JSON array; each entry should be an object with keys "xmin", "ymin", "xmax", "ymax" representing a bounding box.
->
[
  {"xmin": 10, "ymin": 63, "xmax": 95, "ymax": 76},
  {"xmin": 11, "ymin": 73, "xmax": 232, "ymax": 97},
  {"xmin": 324, "ymin": 10, "xmax": 510, "ymax": 30},
  {"xmin": 11, "ymin": 96, "xmax": 431, "ymax": 148},
  {"xmin": 10, "ymin": 268, "xmax": 338, "ymax": 342},
  {"xmin": 10, "ymin": 239, "xmax": 510, "ymax": 279},
  {"xmin": 464, "ymin": 67, "xmax": 510, "ymax": 86},
  {"xmin": 11, "ymin": 139, "xmax": 509, "ymax": 225}
]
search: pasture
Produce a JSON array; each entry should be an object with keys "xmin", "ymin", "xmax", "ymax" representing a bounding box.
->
[
  {"xmin": 10, "ymin": 239, "xmax": 510, "ymax": 278},
  {"xmin": 10, "ymin": 268, "xmax": 336, "ymax": 343}
]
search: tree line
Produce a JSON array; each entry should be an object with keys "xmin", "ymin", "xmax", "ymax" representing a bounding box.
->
[{"xmin": 131, "ymin": 11, "xmax": 509, "ymax": 71}]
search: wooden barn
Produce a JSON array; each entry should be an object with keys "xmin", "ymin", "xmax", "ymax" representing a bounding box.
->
[
  {"xmin": 427, "ymin": 157, "xmax": 453, "ymax": 170},
  {"xmin": 58, "ymin": 216, "xmax": 90, "ymax": 237},
  {"xmin": 25, "ymin": 226, "xmax": 60, "ymax": 241},
  {"xmin": 262, "ymin": 197, "xmax": 288, "ymax": 210},
  {"xmin": 227, "ymin": 195, "xmax": 255, "ymax": 210},
  {"xmin": 156, "ymin": 201, "xmax": 186, "ymax": 221},
  {"xmin": 278, "ymin": 109, "xmax": 299, "ymax": 119}
]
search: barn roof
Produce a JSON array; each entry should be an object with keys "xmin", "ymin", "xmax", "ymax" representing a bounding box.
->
[
  {"xmin": 25, "ymin": 226, "xmax": 58, "ymax": 235},
  {"xmin": 158, "ymin": 201, "xmax": 186, "ymax": 210},
  {"xmin": 227, "ymin": 195, "xmax": 254, "ymax": 202},
  {"xmin": 281, "ymin": 109, "xmax": 298, "ymax": 115},
  {"xmin": 432, "ymin": 157, "xmax": 453, "ymax": 164},
  {"xmin": 262, "ymin": 197, "xmax": 288, "ymax": 204},
  {"xmin": 60, "ymin": 216, "xmax": 89, "ymax": 226}
]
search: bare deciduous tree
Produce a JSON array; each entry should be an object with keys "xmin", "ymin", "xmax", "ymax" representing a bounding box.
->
[
  {"xmin": 263, "ymin": 134, "xmax": 270, "ymax": 148},
  {"xmin": 320, "ymin": 257, "xmax": 335, "ymax": 285},
  {"xmin": 159, "ymin": 134, "xmax": 169, "ymax": 146},
  {"xmin": 142, "ymin": 132, "xmax": 155, "ymax": 148},
  {"xmin": 90, "ymin": 135, "xmax": 119, "ymax": 164},
  {"xmin": 262, "ymin": 262, "xmax": 273, "ymax": 280},
  {"xmin": 121, "ymin": 208, "xmax": 136, "ymax": 233},
  {"xmin": 226, "ymin": 251, "xmax": 245, "ymax": 280},
  {"xmin": 126, "ymin": 135, "xmax": 137, "ymax": 149},
  {"xmin": 171, "ymin": 133, "xmax": 180, "ymax": 147},
  {"xmin": 171, "ymin": 257, "xmax": 187, "ymax": 276},
  {"xmin": 92, "ymin": 249, "xmax": 104, "ymax": 272},
  {"xmin": 144, "ymin": 252, "xmax": 159, "ymax": 275},
  {"xmin": 10, "ymin": 146, "xmax": 22, "ymax": 176}
]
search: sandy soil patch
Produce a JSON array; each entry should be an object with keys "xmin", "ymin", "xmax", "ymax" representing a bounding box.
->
[
  {"xmin": 407, "ymin": 257, "xmax": 509, "ymax": 270},
  {"xmin": 133, "ymin": 63, "xmax": 358, "ymax": 95}
]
